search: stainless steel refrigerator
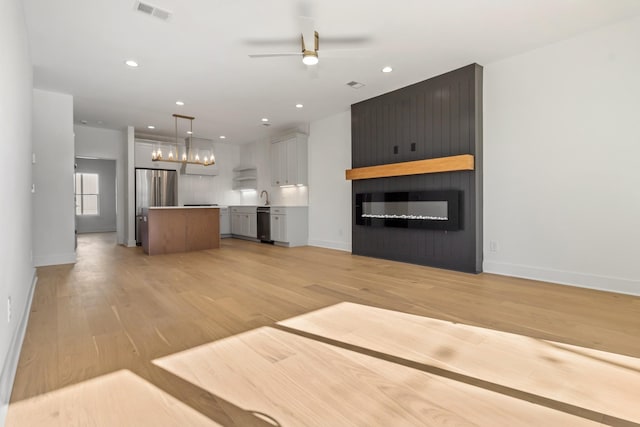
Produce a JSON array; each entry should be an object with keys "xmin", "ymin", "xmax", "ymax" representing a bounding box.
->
[{"xmin": 135, "ymin": 168, "xmax": 178, "ymax": 245}]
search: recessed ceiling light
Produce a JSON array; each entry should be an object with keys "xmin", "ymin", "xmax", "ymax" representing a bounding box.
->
[
  {"xmin": 382, "ymin": 66, "xmax": 393, "ymax": 73},
  {"xmin": 175, "ymin": 101, "xmax": 184, "ymax": 106},
  {"xmin": 125, "ymin": 60, "xmax": 139, "ymax": 68},
  {"xmin": 296, "ymin": 104, "xmax": 303, "ymax": 108},
  {"xmin": 186, "ymin": 131, "xmax": 193, "ymax": 134},
  {"xmin": 261, "ymin": 118, "xmax": 269, "ymax": 122},
  {"xmin": 147, "ymin": 125, "xmax": 155, "ymax": 129},
  {"xmin": 219, "ymin": 136, "xmax": 226, "ymax": 139}
]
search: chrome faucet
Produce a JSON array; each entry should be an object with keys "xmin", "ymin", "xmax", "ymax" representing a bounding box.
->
[{"xmin": 260, "ymin": 190, "xmax": 270, "ymax": 205}]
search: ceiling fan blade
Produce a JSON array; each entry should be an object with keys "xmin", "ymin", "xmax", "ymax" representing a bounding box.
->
[
  {"xmin": 245, "ymin": 38, "xmax": 301, "ymax": 46},
  {"xmin": 248, "ymin": 53, "xmax": 301, "ymax": 58},
  {"xmin": 317, "ymin": 36, "xmax": 372, "ymax": 45},
  {"xmin": 245, "ymin": 34, "xmax": 372, "ymax": 47},
  {"xmin": 320, "ymin": 48, "xmax": 373, "ymax": 59}
]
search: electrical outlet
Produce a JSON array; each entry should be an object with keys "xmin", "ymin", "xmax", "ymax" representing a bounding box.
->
[
  {"xmin": 489, "ymin": 240, "xmax": 499, "ymax": 252},
  {"xmin": 7, "ymin": 297, "xmax": 11, "ymax": 323}
]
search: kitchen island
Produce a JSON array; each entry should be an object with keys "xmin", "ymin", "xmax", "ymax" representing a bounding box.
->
[{"xmin": 140, "ymin": 206, "xmax": 220, "ymax": 255}]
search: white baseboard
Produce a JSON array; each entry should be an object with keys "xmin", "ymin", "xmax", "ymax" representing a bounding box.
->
[
  {"xmin": 0, "ymin": 271, "xmax": 37, "ymax": 424},
  {"xmin": 77, "ymin": 227, "xmax": 117, "ymax": 234},
  {"xmin": 126, "ymin": 239, "xmax": 137, "ymax": 248},
  {"xmin": 308, "ymin": 239, "xmax": 352, "ymax": 252},
  {"xmin": 483, "ymin": 261, "xmax": 640, "ymax": 296},
  {"xmin": 34, "ymin": 251, "xmax": 76, "ymax": 267}
]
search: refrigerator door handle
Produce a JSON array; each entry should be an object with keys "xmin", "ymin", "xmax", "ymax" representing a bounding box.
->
[{"xmin": 151, "ymin": 175, "xmax": 156, "ymax": 206}]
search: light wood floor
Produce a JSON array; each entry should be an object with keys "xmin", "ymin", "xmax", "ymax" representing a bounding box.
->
[{"xmin": 6, "ymin": 233, "xmax": 640, "ymax": 426}]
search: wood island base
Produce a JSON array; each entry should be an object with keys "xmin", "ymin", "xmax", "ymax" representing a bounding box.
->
[{"xmin": 140, "ymin": 207, "xmax": 220, "ymax": 255}]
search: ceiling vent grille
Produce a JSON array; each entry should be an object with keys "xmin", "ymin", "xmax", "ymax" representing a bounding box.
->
[
  {"xmin": 134, "ymin": 1, "xmax": 172, "ymax": 21},
  {"xmin": 346, "ymin": 81, "xmax": 365, "ymax": 89}
]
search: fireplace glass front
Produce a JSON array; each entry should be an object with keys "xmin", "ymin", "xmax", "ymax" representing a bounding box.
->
[{"xmin": 356, "ymin": 190, "xmax": 461, "ymax": 230}]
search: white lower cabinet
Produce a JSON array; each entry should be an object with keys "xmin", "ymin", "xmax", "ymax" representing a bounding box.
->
[
  {"xmin": 269, "ymin": 207, "xmax": 308, "ymax": 247},
  {"xmin": 219, "ymin": 207, "xmax": 231, "ymax": 237},
  {"xmin": 270, "ymin": 214, "xmax": 287, "ymax": 243},
  {"xmin": 247, "ymin": 214, "xmax": 257, "ymax": 238},
  {"xmin": 230, "ymin": 206, "xmax": 257, "ymax": 239}
]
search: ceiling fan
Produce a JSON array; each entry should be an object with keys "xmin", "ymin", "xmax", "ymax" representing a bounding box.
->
[{"xmin": 249, "ymin": 30, "xmax": 321, "ymax": 65}]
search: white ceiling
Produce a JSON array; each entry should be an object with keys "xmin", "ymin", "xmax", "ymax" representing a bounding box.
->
[{"xmin": 23, "ymin": 0, "xmax": 640, "ymax": 144}]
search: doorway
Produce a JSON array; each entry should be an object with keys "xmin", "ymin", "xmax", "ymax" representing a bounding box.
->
[{"xmin": 75, "ymin": 158, "xmax": 117, "ymax": 233}]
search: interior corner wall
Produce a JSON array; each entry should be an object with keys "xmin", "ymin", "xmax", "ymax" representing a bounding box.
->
[
  {"xmin": 33, "ymin": 89, "xmax": 76, "ymax": 266},
  {"xmin": 74, "ymin": 125, "xmax": 127, "ymax": 243},
  {"xmin": 0, "ymin": 0, "xmax": 36, "ymax": 422},
  {"xmin": 483, "ymin": 15, "xmax": 640, "ymax": 295},
  {"xmin": 308, "ymin": 111, "xmax": 353, "ymax": 251}
]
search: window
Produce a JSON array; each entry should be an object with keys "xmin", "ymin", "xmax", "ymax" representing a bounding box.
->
[{"xmin": 75, "ymin": 173, "xmax": 99, "ymax": 215}]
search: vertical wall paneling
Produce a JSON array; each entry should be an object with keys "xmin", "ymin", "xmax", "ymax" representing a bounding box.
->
[{"xmin": 351, "ymin": 64, "xmax": 483, "ymax": 273}]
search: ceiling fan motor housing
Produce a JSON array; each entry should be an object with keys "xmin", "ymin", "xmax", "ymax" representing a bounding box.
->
[{"xmin": 301, "ymin": 31, "xmax": 319, "ymax": 65}]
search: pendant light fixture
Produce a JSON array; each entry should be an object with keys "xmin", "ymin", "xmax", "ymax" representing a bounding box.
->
[{"xmin": 151, "ymin": 114, "xmax": 215, "ymax": 166}]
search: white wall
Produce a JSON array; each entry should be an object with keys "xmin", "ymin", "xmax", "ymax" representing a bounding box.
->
[
  {"xmin": 308, "ymin": 111, "xmax": 352, "ymax": 251},
  {"xmin": 0, "ymin": 0, "xmax": 36, "ymax": 422},
  {"xmin": 74, "ymin": 125, "xmax": 127, "ymax": 243},
  {"xmin": 180, "ymin": 142, "xmax": 241, "ymax": 206},
  {"xmin": 126, "ymin": 126, "xmax": 136, "ymax": 246},
  {"xmin": 33, "ymin": 89, "xmax": 76, "ymax": 266},
  {"xmin": 484, "ymin": 15, "xmax": 640, "ymax": 295}
]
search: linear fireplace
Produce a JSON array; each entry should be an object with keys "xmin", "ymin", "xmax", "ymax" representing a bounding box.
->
[{"xmin": 356, "ymin": 190, "xmax": 461, "ymax": 231}]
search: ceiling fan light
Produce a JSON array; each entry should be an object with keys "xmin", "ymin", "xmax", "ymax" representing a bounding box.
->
[{"xmin": 302, "ymin": 53, "xmax": 318, "ymax": 66}]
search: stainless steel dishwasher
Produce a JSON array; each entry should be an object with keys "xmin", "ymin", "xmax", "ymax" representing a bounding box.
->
[{"xmin": 256, "ymin": 206, "xmax": 273, "ymax": 243}]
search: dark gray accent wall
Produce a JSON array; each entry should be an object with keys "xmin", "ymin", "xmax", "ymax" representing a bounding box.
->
[{"xmin": 351, "ymin": 64, "xmax": 483, "ymax": 273}]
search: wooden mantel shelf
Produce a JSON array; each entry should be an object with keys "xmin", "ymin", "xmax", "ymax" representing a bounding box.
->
[{"xmin": 345, "ymin": 154, "xmax": 474, "ymax": 181}]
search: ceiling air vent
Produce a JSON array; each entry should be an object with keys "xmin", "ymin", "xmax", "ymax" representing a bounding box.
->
[
  {"xmin": 346, "ymin": 81, "xmax": 365, "ymax": 89},
  {"xmin": 134, "ymin": 1, "xmax": 172, "ymax": 21}
]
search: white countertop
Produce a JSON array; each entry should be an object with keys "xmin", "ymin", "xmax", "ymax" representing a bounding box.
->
[
  {"xmin": 229, "ymin": 205, "xmax": 308, "ymax": 208},
  {"xmin": 148, "ymin": 206, "xmax": 222, "ymax": 209}
]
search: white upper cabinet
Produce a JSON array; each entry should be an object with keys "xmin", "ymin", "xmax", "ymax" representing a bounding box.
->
[{"xmin": 270, "ymin": 133, "xmax": 308, "ymax": 187}]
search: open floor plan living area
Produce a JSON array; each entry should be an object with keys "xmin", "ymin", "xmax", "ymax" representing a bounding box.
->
[
  {"xmin": 7, "ymin": 234, "xmax": 640, "ymax": 426},
  {"xmin": 2, "ymin": 1, "xmax": 639, "ymax": 426}
]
